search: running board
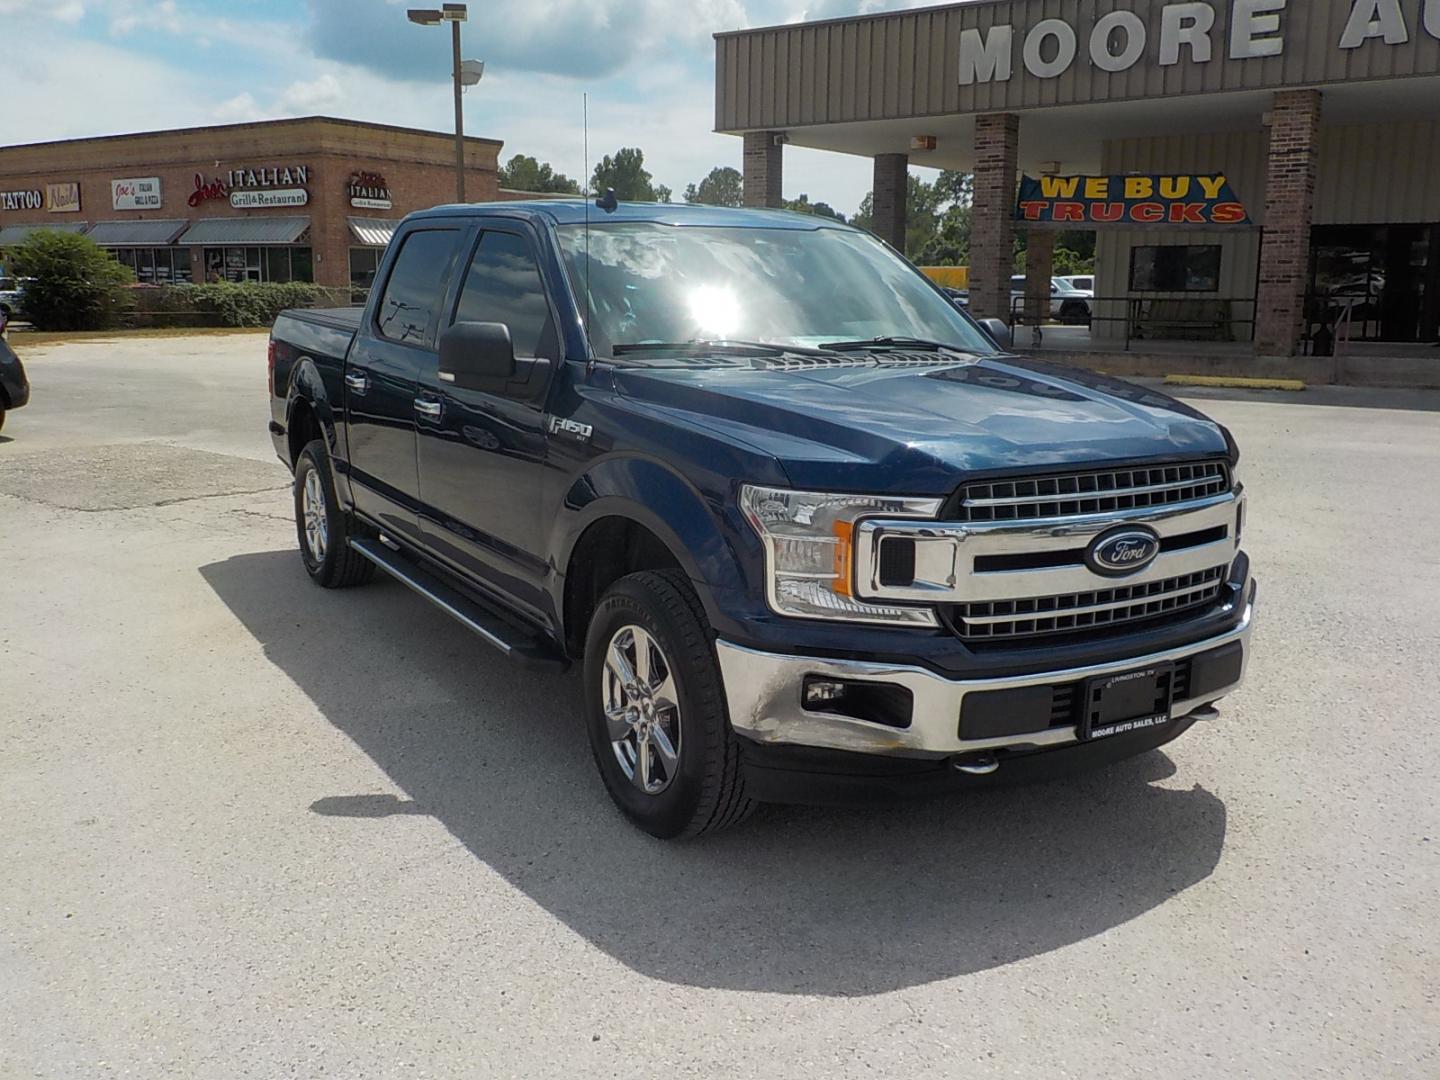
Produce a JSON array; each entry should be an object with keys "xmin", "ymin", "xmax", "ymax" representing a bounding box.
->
[{"xmin": 348, "ymin": 538, "xmax": 569, "ymax": 673}]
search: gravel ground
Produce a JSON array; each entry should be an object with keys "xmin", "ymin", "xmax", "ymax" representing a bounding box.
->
[{"xmin": 1, "ymin": 334, "xmax": 1437, "ymax": 1079}]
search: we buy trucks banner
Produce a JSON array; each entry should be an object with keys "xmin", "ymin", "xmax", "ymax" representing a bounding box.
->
[{"xmin": 1016, "ymin": 174, "xmax": 1253, "ymax": 227}]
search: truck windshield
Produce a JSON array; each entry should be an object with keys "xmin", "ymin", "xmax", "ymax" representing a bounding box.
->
[{"xmin": 556, "ymin": 221, "xmax": 996, "ymax": 360}]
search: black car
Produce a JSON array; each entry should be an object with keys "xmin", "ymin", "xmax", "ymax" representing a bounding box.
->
[{"xmin": 0, "ymin": 335, "xmax": 31, "ymax": 432}]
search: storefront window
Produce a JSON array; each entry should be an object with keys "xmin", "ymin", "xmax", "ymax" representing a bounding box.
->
[
  {"xmin": 203, "ymin": 246, "xmax": 312, "ymax": 284},
  {"xmin": 1129, "ymin": 246, "xmax": 1222, "ymax": 292},
  {"xmin": 349, "ymin": 247, "xmax": 381, "ymax": 303},
  {"xmin": 110, "ymin": 247, "xmax": 193, "ymax": 284}
]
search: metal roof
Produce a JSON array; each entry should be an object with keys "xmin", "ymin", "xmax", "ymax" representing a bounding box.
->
[
  {"xmin": 0, "ymin": 222, "xmax": 90, "ymax": 247},
  {"xmin": 85, "ymin": 219, "xmax": 189, "ymax": 247},
  {"xmin": 175, "ymin": 216, "xmax": 311, "ymax": 246},
  {"xmin": 347, "ymin": 217, "xmax": 398, "ymax": 247}
]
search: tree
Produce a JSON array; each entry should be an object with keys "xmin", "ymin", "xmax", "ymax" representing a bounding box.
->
[
  {"xmin": 684, "ymin": 166, "xmax": 743, "ymax": 207},
  {"xmin": 854, "ymin": 170, "xmax": 975, "ymax": 263},
  {"xmin": 783, "ymin": 193, "xmax": 845, "ymax": 222},
  {"xmin": 591, "ymin": 147, "xmax": 668, "ymax": 202},
  {"xmin": 10, "ymin": 231, "xmax": 134, "ymax": 330},
  {"xmin": 497, "ymin": 154, "xmax": 580, "ymax": 195}
]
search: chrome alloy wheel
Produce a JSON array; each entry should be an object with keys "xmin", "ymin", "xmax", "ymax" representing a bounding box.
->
[
  {"xmin": 301, "ymin": 467, "xmax": 329, "ymax": 563},
  {"xmin": 602, "ymin": 625, "xmax": 681, "ymax": 795}
]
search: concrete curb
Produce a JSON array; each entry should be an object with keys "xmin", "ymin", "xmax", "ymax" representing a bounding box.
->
[{"xmin": 1164, "ymin": 375, "xmax": 1306, "ymax": 391}]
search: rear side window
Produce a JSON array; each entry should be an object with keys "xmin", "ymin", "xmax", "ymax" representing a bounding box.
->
[
  {"xmin": 376, "ymin": 229, "xmax": 459, "ymax": 345},
  {"xmin": 453, "ymin": 230, "xmax": 556, "ymax": 359}
]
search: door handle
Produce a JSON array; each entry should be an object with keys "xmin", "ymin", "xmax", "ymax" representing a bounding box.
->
[
  {"xmin": 414, "ymin": 397, "xmax": 443, "ymax": 420},
  {"xmin": 344, "ymin": 371, "xmax": 369, "ymax": 394}
]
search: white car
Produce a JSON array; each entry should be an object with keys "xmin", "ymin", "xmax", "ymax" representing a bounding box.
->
[
  {"xmin": 1010, "ymin": 275, "xmax": 1092, "ymax": 325},
  {"xmin": 1057, "ymin": 275, "xmax": 1094, "ymax": 293},
  {"xmin": 0, "ymin": 276, "xmax": 30, "ymax": 320}
]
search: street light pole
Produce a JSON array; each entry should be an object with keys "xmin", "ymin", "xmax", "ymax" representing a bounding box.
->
[
  {"xmin": 451, "ymin": 14, "xmax": 465, "ymax": 203},
  {"xmin": 408, "ymin": 4, "xmax": 473, "ymax": 204}
]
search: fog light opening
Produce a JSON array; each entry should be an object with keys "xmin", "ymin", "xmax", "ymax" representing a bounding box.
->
[{"xmin": 801, "ymin": 676, "xmax": 913, "ymax": 729}]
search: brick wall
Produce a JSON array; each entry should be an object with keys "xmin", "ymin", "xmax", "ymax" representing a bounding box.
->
[
  {"xmin": 872, "ymin": 153, "xmax": 908, "ymax": 251},
  {"xmin": 1255, "ymin": 90, "xmax": 1322, "ymax": 356},
  {"xmin": 742, "ymin": 132, "xmax": 783, "ymax": 208},
  {"xmin": 1024, "ymin": 228, "xmax": 1055, "ymax": 326},
  {"xmin": 0, "ymin": 118, "xmax": 502, "ymax": 289},
  {"xmin": 970, "ymin": 113, "xmax": 1019, "ymax": 321}
]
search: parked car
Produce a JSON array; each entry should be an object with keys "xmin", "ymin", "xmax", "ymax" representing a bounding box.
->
[
  {"xmin": 268, "ymin": 200, "xmax": 1255, "ymax": 839},
  {"xmin": 1057, "ymin": 275, "xmax": 1095, "ymax": 293},
  {"xmin": 1010, "ymin": 274, "xmax": 1092, "ymax": 325},
  {"xmin": 0, "ymin": 276, "xmax": 30, "ymax": 321},
  {"xmin": 0, "ymin": 334, "xmax": 31, "ymax": 432}
]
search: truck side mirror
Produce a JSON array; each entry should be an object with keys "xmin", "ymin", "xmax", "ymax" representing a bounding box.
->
[
  {"xmin": 439, "ymin": 321, "xmax": 516, "ymax": 388},
  {"xmin": 977, "ymin": 317, "xmax": 1012, "ymax": 349}
]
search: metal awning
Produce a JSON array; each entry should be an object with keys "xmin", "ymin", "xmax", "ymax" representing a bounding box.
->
[
  {"xmin": 85, "ymin": 219, "xmax": 189, "ymax": 247},
  {"xmin": 0, "ymin": 222, "xmax": 90, "ymax": 247},
  {"xmin": 175, "ymin": 217, "xmax": 311, "ymax": 246},
  {"xmin": 348, "ymin": 217, "xmax": 398, "ymax": 247}
]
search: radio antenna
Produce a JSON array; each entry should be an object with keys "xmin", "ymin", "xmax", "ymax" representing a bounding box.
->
[{"xmin": 583, "ymin": 93, "xmax": 593, "ymax": 370}]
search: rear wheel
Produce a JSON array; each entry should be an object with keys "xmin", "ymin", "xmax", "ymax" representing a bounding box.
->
[
  {"xmin": 1061, "ymin": 300, "xmax": 1091, "ymax": 326},
  {"xmin": 293, "ymin": 438, "xmax": 375, "ymax": 589},
  {"xmin": 584, "ymin": 570, "xmax": 753, "ymax": 839}
]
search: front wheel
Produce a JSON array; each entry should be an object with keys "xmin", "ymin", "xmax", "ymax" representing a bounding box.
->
[
  {"xmin": 583, "ymin": 570, "xmax": 754, "ymax": 839},
  {"xmin": 293, "ymin": 438, "xmax": 375, "ymax": 588}
]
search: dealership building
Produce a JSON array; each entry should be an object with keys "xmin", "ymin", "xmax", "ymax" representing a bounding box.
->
[
  {"xmin": 0, "ymin": 117, "xmax": 503, "ymax": 292},
  {"xmin": 718, "ymin": 0, "xmax": 1440, "ymax": 379}
]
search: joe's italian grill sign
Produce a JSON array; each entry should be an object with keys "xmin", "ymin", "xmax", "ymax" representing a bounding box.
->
[{"xmin": 1017, "ymin": 174, "xmax": 1252, "ymax": 226}]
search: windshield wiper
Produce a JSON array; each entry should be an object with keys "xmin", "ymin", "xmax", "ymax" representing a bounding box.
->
[
  {"xmin": 611, "ymin": 339, "xmax": 834, "ymax": 357},
  {"xmin": 818, "ymin": 336, "xmax": 976, "ymax": 354}
]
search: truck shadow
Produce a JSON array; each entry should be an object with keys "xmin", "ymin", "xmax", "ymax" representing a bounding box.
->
[{"xmin": 201, "ymin": 549, "xmax": 1227, "ymax": 996}]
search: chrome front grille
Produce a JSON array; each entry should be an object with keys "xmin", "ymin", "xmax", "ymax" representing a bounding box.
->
[
  {"xmin": 956, "ymin": 461, "xmax": 1231, "ymax": 523},
  {"xmin": 852, "ymin": 458, "xmax": 1244, "ymax": 647},
  {"xmin": 953, "ymin": 566, "xmax": 1229, "ymax": 641}
]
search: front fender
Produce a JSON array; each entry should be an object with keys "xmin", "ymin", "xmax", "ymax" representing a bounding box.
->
[{"xmin": 551, "ymin": 454, "xmax": 768, "ymax": 625}]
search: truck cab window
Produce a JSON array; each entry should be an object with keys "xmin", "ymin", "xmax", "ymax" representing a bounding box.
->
[
  {"xmin": 376, "ymin": 229, "xmax": 458, "ymax": 345},
  {"xmin": 453, "ymin": 231, "xmax": 556, "ymax": 359}
]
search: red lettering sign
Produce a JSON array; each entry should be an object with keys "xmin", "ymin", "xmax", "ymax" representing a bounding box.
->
[
  {"xmin": 1051, "ymin": 201, "xmax": 1086, "ymax": 223},
  {"xmin": 188, "ymin": 173, "xmax": 229, "ymax": 208},
  {"xmin": 1090, "ymin": 202, "xmax": 1125, "ymax": 223},
  {"xmin": 1018, "ymin": 201, "xmax": 1047, "ymax": 221},
  {"xmin": 1169, "ymin": 203, "xmax": 1208, "ymax": 224},
  {"xmin": 1130, "ymin": 202, "xmax": 1165, "ymax": 223},
  {"xmin": 1211, "ymin": 202, "xmax": 1248, "ymax": 224}
]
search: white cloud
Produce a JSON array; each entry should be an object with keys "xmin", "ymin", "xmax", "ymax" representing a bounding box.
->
[
  {"xmin": 277, "ymin": 74, "xmax": 344, "ymax": 113},
  {"xmin": 0, "ymin": 0, "xmax": 86, "ymax": 22}
]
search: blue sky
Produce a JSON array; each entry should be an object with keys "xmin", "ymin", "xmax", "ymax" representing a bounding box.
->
[{"xmin": 1, "ymin": 0, "xmax": 950, "ymax": 216}]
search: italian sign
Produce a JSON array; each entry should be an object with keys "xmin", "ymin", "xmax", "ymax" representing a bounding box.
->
[
  {"xmin": 46, "ymin": 182, "xmax": 82, "ymax": 213},
  {"xmin": 112, "ymin": 177, "xmax": 162, "ymax": 211},
  {"xmin": 348, "ymin": 171, "xmax": 392, "ymax": 210},
  {"xmin": 1016, "ymin": 174, "xmax": 1252, "ymax": 227}
]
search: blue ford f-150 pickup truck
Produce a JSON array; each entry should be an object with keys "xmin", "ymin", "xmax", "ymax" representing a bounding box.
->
[{"xmin": 268, "ymin": 199, "xmax": 1255, "ymax": 838}]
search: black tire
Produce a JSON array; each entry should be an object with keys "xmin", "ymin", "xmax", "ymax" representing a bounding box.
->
[
  {"xmin": 0, "ymin": 408, "xmax": 6, "ymax": 433},
  {"xmin": 293, "ymin": 438, "xmax": 375, "ymax": 589},
  {"xmin": 1061, "ymin": 300, "xmax": 1091, "ymax": 326},
  {"xmin": 583, "ymin": 569, "xmax": 754, "ymax": 839}
]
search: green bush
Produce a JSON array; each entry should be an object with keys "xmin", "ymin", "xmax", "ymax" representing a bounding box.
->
[
  {"xmin": 10, "ymin": 232, "xmax": 135, "ymax": 330},
  {"xmin": 131, "ymin": 282, "xmax": 350, "ymax": 328}
]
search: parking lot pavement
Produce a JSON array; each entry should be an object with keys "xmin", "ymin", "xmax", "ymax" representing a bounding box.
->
[{"xmin": 2, "ymin": 335, "xmax": 1437, "ymax": 1078}]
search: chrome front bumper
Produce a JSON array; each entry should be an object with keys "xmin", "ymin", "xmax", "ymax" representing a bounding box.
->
[{"xmin": 716, "ymin": 593, "xmax": 1255, "ymax": 758}]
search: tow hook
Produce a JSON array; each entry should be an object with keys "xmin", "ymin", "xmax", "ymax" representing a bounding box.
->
[
  {"xmin": 1189, "ymin": 704, "xmax": 1220, "ymax": 722},
  {"xmin": 953, "ymin": 753, "xmax": 999, "ymax": 776}
]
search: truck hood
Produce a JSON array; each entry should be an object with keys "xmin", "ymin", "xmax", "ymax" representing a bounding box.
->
[{"xmin": 611, "ymin": 354, "xmax": 1231, "ymax": 494}]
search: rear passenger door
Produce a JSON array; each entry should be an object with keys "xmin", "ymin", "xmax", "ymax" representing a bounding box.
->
[
  {"xmin": 414, "ymin": 224, "xmax": 559, "ymax": 623},
  {"xmin": 345, "ymin": 224, "xmax": 466, "ymax": 545}
]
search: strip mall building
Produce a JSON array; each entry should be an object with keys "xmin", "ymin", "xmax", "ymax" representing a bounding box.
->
[
  {"xmin": 0, "ymin": 117, "xmax": 503, "ymax": 293},
  {"xmin": 718, "ymin": 0, "xmax": 1440, "ymax": 380}
]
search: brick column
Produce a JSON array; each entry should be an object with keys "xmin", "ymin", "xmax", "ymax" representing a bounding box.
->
[
  {"xmin": 971, "ymin": 113, "xmax": 1020, "ymax": 321},
  {"xmin": 1024, "ymin": 228, "xmax": 1055, "ymax": 327},
  {"xmin": 742, "ymin": 131, "xmax": 783, "ymax": 208},
  {"xmin": 872, "ymin": 153, "xmax": 909, "ymax": 252},
  {"xmin": 1255, "ymin": 89, "xmax": 1322, "ymax": 357}
]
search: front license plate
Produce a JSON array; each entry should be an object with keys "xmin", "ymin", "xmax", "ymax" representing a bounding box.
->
[{"xmin": 1080, "ymin": 663, "xmax": 1176, "ymax": 741}]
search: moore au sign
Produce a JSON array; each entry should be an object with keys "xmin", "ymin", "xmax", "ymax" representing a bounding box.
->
[{"xmin": 960, "ymin": 0, "xmax": 1440, "ymax": 84}]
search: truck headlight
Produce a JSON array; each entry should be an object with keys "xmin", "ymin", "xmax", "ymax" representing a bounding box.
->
[{"xmin": 739, "ymin": 485, "xmax": 942, "ymax": 626}]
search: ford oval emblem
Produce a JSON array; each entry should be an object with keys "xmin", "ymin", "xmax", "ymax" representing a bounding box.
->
[{"xmin": 1086, "ymin": 526, "xmax": 1161, "ymax": 577}]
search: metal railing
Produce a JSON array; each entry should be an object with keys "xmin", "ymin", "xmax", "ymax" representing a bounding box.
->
[{"xmin": 1005, "ymin": 295, "xmax": 1258, "ymax": 351}]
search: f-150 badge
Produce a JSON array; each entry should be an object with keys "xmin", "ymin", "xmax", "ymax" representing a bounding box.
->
[{"xmin": 549, "ymin": 416, "xmax": 593, "ymax": 441}]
